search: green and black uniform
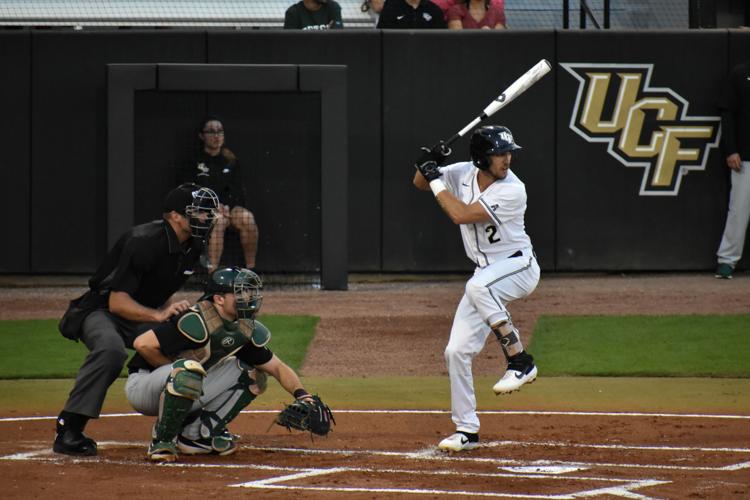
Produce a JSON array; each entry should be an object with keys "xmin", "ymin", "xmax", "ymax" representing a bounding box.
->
[
  {"xmin": 126, "ymin": 300, "xmax": 273, "ymax": 449},
  {"xmin": 284, "ymin": 1, "xmax": 343, "ymax": 30}
]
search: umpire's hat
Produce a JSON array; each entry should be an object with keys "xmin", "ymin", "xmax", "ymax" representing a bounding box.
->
[{"xmin": 162, "ymin": 183, "xmax": 201, "ymax": 215}]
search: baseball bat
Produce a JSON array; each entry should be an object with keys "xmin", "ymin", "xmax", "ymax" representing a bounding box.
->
[{"xmin": 443, "ymin": 59, "xmax": 552, "ymax": 147}]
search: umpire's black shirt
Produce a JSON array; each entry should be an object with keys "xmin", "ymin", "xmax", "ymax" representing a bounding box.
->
[{"xmin": 89, "ymin": 219, "xmax": 201, "ymax": 309}]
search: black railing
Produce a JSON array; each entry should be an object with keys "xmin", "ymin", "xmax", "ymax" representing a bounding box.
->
[{"xmin": 563, "ymin": 0, "xmax": 610, "ymax": 29}]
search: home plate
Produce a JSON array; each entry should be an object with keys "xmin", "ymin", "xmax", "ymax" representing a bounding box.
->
[{"xmin": 500, "ymin": 465, "xmax": 587, "ymax": 474}]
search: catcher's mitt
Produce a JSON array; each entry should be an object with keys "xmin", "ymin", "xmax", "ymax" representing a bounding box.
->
[{"xmin": 275, "ymin": 395, "xmax": 335, "ymax": 436}]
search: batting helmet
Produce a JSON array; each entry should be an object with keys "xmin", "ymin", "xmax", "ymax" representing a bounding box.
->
[
  {"xmin": 201, "ymin": 267, "xmax": 263, "ymax": 320},
  {"xmin": 470, "ymin": 125, "xmax": 522, "ymax": 170}
]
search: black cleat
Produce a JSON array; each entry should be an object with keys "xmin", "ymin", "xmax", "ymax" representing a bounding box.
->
[{"xmin": 53, "ymin": 429, "xmax": 97, "ymax": 456}]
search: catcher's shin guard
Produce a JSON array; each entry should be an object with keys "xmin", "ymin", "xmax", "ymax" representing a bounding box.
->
[
  {"xmin": 153, "ymin": 359, "xmax": 206, "ymax": 444},
  {"xmin": 185, "ymin": 359, "xmax": 261, "ymax": 448},
  {"xmin": 491, "ymin": 321, "xmax": 524, "ymax": 360}
]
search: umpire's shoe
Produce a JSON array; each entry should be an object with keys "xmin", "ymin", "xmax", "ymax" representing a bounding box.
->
[
  {"xmin": 493, "ymin": 351, "xmax": 537, "ymax": 395},
  {"xmin": 438, "ymin": 431, "xmax": 479, "ymax": 452},
  {"xmin": 53, "ymin": 428, "xmax": 97, "ymax": 456}
]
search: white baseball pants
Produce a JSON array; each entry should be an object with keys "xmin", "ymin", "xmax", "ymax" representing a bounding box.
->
[
  {"xmin": 717, "ymin": 161, "xmax": 750, "ymax": 267},
  {"xmin": 445, "ymin": 248, "xmax": 540, "ymax": 434}
]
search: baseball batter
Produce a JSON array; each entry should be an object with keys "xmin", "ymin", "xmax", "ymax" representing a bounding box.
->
[
  {"xmin": 125, "ymin": 267, "xmax": 319, "ymax": 462},
  {"xmin": 413, "ymin": 125, "xmax": 540, "ymax": 452}
]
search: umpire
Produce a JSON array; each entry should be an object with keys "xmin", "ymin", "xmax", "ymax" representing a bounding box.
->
[{"xmin": 53, "ymin": 183, "xmax": 220, "ymax": 456}]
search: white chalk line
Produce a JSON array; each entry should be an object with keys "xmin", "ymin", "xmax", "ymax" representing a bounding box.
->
[
  {"xmin": 228, "ymin": 464, "xmax": 669, "ymax": 499},
  {"xmin": 2, "ymin": 408, "xmax": 750, "ymax": 423},
  {"xmin": 483, "ymin": 440, "xmax": 750, "ymax": 454},
  {"xmin": 3, "ymin": 439, "xmax": 749, "ymax": 472},
  {"xmin": 15, "ymin": 440, "xmax": 750, "ymax": 498},
  {"xmin": 230, "ymin": 480, "xmax": 670, "ymax": 499},
  {"xmin": 240, "ymin": 444, "xmax": 750, "ymax": 472}
]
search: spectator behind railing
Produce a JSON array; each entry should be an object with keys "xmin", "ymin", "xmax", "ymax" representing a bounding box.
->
[
  {"xmin": 377, "ymin": 0, "xmax": 446, "ymax": 28},
  {"xmin": 446, "ymin": 0, "xmax": 506, "ymax": 29},
  {"xmin": 433, "ymin": 0, "xmax": 504, "ymax": 25},
  {"xmin": 284, "ymin": 0, "xmax": 344, "ymax": 29},
  {"xmin": 361, "ymin": 0, "xmax": 385, "ymax": 27}
]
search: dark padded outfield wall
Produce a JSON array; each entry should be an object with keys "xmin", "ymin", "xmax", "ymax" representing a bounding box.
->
[
  {"xmin": 31, "ymin": 31, "xmax": 205, "ymax": 272},
  {"xmin": 11, "ymin": 29, "xmax": 747, "ymax": 276},
  {"xmin": 381, "ymin": 31, "xmax": 556, "ymax": 272},
  {"xmin": 207, "ymin": 32, "xmax": 382, "ymax": 272},
  {"xmin": 556, "ymin": 30, "xmax": 728, "ymax": 270},
  {"xmin": 134, "ymin": 90, "xmax": 323, "ymax": 274},
  {"xmin": 0, "ymin": 32, "xmax": 30, "ymax": 272}
]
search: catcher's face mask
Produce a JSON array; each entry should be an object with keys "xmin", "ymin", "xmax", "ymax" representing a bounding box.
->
[
  {"xmin": 185, "ymin": 187, "xmax": 220, "ymax": 239},
  {"xmin": 233, "ymin": 269, "xmax": 263, "ymax": 320}
]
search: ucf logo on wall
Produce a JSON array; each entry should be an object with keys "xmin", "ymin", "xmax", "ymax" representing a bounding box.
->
[{"xmin": 560, "ymin": 63, "xmax": 720, "ymax": 196}]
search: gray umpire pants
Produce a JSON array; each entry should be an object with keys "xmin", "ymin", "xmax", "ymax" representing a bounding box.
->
[
  {"xmin": 63, "ymin": 310, "xmax": 154, "ymax": 419},
  {"xmin": 717, "ymin": 161, "xmax": 750, "ymax": 267}
]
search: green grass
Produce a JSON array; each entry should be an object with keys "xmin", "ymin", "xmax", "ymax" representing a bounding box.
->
[
  {"xmin": 530, "ymin": 314, "xmax": 750, "ymax": 377},
  {"xmin": 0, "ymin": 315, "xmax": 318, "ymax": 379},
  {"xmin": 256, "ymin": 315, "xmax": 318, "ymax": 370}
]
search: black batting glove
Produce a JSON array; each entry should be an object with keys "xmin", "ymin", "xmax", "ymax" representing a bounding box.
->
[
  {"xmin": 416, "ymin": 160, "xmax": 442, "ymax": 182},
  {"xmin": 416, "ymin": 141, "xmax": 452, "ymax": 167}
]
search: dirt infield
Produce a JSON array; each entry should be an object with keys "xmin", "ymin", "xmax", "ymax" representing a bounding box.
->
[
  {"xmin": 2, "ymin": 410, "xmax": 749, "ymax": 498},
  {"xmin": 1, "ymin": 272, "xmax": 749, "ymax": 498}
]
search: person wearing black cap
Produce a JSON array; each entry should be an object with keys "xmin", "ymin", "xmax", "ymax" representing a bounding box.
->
[{"xmin": 53, "ymin": 183, "xmax": 220, "ymax": 457}]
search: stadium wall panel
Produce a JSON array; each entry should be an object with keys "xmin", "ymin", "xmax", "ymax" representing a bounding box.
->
[
  {"xmin": 555, "ymin": 30, "xmax": 728, "ymax": 270},
  {"xmin": 206, "ymin": 31, "xmax": 382, "ymax": 272},
  {"xmin": 30, "ymin": 31, "xmax": 205, "ymax": 273},
  {"xmin": 13, "ymin": 29, "xmax": 741, "ymax": 275},
  {"xmin": 0, "ymin": 32, "xmax": 31, "ymax": 272}
]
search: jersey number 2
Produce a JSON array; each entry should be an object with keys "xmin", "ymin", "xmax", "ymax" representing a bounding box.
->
[{"xmin": 486, "ymin": 225, "xmax": 501, "ymax": 243}]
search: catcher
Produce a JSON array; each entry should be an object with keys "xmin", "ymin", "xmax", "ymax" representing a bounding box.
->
[{"xmin": 125, "ymin": 267, "xmax": 333, "ymax": 462}]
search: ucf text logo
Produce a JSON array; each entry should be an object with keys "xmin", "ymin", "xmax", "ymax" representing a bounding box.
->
[{"xmin": 561, "ymin": 63, "xmax": 720, "ymax": 196}]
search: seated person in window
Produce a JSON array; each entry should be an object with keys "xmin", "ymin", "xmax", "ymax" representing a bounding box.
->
[{"xmin": 180, "ymin": 116, "xmax": 258, "ymax": 270}]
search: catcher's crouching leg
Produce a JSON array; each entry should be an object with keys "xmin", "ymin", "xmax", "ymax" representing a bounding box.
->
[
  {"xmin": 178, "ymin": 359, "xmax": 265, "ymax": 456},
  {"xmin": 149, "ymin": 359, "xmax": 206, "ymax": 462}
]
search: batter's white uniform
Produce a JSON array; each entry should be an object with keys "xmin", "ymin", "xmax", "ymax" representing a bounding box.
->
[{"xmin": 440, "ymin": 161, "xmax": 540, "ymax": 434}]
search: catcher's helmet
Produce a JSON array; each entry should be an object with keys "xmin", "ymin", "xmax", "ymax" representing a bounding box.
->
[
  {"xmin": 201, "ymin": 267, "xmax": 263, "ymax": 320},
  {"xmin": 470, "ymin": 125, "xmax": 522, "ymax": 170}
]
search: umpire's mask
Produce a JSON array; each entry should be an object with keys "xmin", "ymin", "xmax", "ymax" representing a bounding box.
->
[{"xmin": 185, "ymin": 187, "xmax": 220, "ymax": 240}]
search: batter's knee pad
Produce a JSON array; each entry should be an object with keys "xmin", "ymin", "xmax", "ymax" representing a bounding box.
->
[{"xmin": 154, "ymin": 359, "xmax": 206, "ymax": 443}]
